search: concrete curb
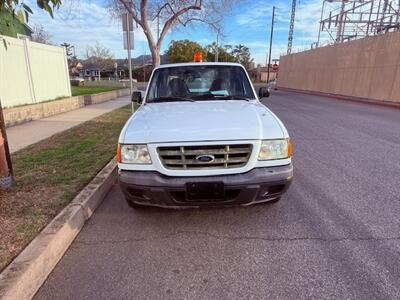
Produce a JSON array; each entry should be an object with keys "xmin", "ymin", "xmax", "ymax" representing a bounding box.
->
[
  {"xmin": 278, "ymin": 87, "xmax": 400, "ymax": 110},
  {"xmin": 0, "ymin": 159, "xmax": 117, "ymax": 300}
]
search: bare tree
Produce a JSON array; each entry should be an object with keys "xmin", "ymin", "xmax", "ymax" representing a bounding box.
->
[
  {"xmin": 31, "ymin": 24, "xmax": 52, "ymax": 44},
  {"xmin": 85, "ymin": 42, "xmax": 116, "ymax": 72},
  {"xmin": 109, "ymin": 0, "xmax": 239, "ymax": 67}
]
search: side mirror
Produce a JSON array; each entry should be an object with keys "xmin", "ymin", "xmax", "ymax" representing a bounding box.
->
[
  {"xmin": 258, "ymin": 87, "xmax": 270, "ymax": 98},
  {"xmin": 131, "ymin": 91, "xmax": 143, "ymax": 104}
]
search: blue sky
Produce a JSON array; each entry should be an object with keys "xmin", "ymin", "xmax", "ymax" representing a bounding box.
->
[{"xmin": 26, "ymin": 0, "xmax": 331, "ymax": 65}]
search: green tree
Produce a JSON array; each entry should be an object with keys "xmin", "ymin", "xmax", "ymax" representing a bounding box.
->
[
  {"xmin": 166, "ymin": 40, "xmax": 206, "ymax": 63},
  {"xmin": 232, "ymin": 44, "xmax": 254, "ymax": 69},
  {"xmin": 205, "ymin": 43, "xmax": 236, "ymax": 63},
  {"xmin": 0, "ymin": 0, "xmax": 61, "ymax": 20}
]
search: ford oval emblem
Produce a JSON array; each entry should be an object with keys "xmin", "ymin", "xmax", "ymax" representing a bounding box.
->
[{"xmin": 196, "ymin": 154, "xmax": 215, "ymax": 163}]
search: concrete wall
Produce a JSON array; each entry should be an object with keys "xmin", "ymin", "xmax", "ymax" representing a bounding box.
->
[
  {"xmin": 261, "ymin": 72, "xmax": 277, "ymax": 83},
  {"xmin": 3, "ymin": 96, "xmax": 84, "ymax": 127},
  {"xmin": 3, "ymin": 89, "xmax": 130, "ymax": 127},
  {"xmin": 117, "ymin": 88, "xmax": 131, "ymax": 98},
  {"xmin": 278, "ymin": 32, "xmax": 400, "ymax": 103},
  {"xmin": 0, "ymin": 36, "xmax": 71, "ymax": 108},
  {"xmin": 83, "ymin": 89, "xmax": 130, "ymax": 105}
]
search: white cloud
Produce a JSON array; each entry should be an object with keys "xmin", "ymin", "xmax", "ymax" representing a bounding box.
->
[
  {"xmin": 27, "ymin": 0, "xmax": 150, "ymax": 58},
  {"xmin": 24, "ymin": 0, "xmax": 331, "ymax": 64},
  {"xmin": 235, "ymin": 1, "xmax": 291, "ymax": 28}
]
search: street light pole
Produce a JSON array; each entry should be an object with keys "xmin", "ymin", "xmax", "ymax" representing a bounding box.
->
[
  {"xmin": 126, "ymin": 13, "xmax": 133, "ymax": 95},
  {"xmin": 267, "ymin": 6, "xmax": 276, "ymax": 83}
]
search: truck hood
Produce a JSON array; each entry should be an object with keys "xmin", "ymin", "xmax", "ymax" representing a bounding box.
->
[{"xmin": 121, "ymin": 101, "xmax": 285, "ymax": 143}]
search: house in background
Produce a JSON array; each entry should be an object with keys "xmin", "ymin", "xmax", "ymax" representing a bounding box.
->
[
  {"xmin": 79, "ymin": 54, "xmax": 167, "ymax": 81},
  {"xmin": 69, "ymin": 59, "xmax": 83, "ymax": 77},
  {"xmin": 0, "ymin": 9, "xmax": 33, "ymax": 38},
  {"xmin": 80, "ymin": 62, "xmax": 101, "ymax": 80},
  {"xmin": 79, "ymin": 61, "xmax": 125, "ymax": 81}
]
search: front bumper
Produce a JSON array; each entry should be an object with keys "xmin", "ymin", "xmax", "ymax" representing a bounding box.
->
[{"xmin": 118, "ymin": 164, "xmax": 293, "ymax": 208}]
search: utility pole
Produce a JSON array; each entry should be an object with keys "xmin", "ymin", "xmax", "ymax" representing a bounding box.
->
[
  {"xmin": 122, "ymin": 0, "xmax": 134, "ymax": 94},
  {"xmin": 126, "ymin": 13, "xmax": 133, "ymax": 94},
  {"xmin": 142, "ymin": 53, "xmax": 146, "ymax": 82},
  {"xmin": 287, "ymin": 0, "xmax": 296, "ymax": 54},
  {"xmin": 215, "ymin": 30, "xmax": 220, "ymax": 62},
  {"xmin": 267, "ymin": 6, "xmax": 276, "ymax": 83}
]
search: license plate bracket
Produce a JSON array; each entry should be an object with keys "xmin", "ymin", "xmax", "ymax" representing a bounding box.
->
[{"xmin": 185, "ymin": 182, "xmax": 225, "ymax": 201}]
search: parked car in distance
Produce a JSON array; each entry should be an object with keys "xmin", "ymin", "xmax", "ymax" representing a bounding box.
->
[
  {"xmin": 117, "ymin": 62, "xmax": 293, "ymax": 208},
  {"xmin": 70, "ymin": 77, "xmax": 85, "ymax": 86}
]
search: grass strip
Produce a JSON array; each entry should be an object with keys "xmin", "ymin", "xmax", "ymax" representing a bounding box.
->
[
  {"xmin": 71, "ymin": 86, "xmax": 122, "ymax": 96},
  {"xmin": 0, "ymin": 105, "xmax": 131, "ymax": 271}
]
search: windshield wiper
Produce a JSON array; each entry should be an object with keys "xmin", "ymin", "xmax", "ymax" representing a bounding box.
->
[
  {"xmin": 214, "ymin": 95, "xmax": 252, "ymax": 101},
  {"xmin": 191, "ymin": 93, "xmax": 216, "ymax": 100},
  {"xmin": 149, "ymin": 96, "xmax": 195, "ymax": 103}
]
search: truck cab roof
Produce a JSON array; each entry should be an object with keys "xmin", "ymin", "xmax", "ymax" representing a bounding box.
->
[{"xmin": 154, "ymin": 62, "xmax": 246, "ymax": 70}]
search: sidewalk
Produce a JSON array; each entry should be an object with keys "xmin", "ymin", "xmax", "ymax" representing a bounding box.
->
[{"xmin": 6, "ymin": 96, "xmax": 131, "ymax": 153}]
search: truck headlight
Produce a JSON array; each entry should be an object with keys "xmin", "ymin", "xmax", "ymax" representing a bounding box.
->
[
  {"xmin": 258, "ymin": 139, "xmax": 292, "ymax": 160},
  {"xmin": 117, "ymin": 144, "xmax": 151, "ymax": 164}
]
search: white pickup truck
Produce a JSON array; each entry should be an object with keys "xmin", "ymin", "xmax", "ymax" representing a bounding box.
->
[{"xmin": 117, "ymin": 62, "xmax": 293, "ymax": 208}]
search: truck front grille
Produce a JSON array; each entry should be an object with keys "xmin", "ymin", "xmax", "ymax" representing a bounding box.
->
[{"xmin": 157, "ymin": 144, "xmax": 253, "ymax": 170}]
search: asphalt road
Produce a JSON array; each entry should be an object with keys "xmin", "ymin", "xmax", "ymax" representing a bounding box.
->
[{"xmin": 35, "ymin": 90, "xmax": 400, "ymax": 300}]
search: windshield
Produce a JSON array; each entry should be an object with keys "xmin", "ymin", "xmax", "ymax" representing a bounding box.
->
[{"xmin": 146, "ymin": 65, "xmax": 256, "ymax": 102}]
